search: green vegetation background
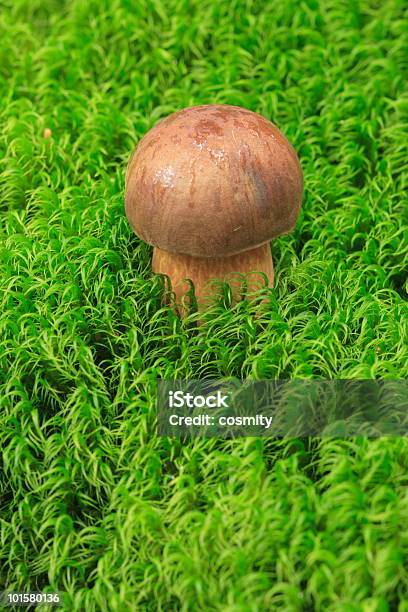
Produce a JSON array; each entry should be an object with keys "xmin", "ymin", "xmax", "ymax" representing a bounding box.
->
[{"xmin": 0, "ymin": 0, "xmax": 407, "ymax": 609}]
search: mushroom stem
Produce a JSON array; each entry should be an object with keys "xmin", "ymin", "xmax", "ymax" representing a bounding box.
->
[{"xmin": 152, "ymin": 242, "xmax": 274, "ymax": 313}]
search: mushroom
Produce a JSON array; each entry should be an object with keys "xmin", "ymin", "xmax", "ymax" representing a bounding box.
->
[{"xmin": 125, "ymin": 104, "xmax": 303, "ymax": 313}]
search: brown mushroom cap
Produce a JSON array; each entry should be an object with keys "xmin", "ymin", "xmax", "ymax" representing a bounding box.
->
[{"xmin": 125, "ymin": 104, "xmax": 303, "ymax": 258}]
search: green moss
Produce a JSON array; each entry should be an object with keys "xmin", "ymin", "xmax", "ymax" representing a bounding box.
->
[{"xmin": 0, "ymin": 0, "xmax": 407, "ymax": 609}]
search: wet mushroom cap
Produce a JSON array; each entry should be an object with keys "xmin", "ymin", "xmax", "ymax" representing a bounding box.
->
[{"xmin": 125, "ymin": 105, "xmax": 303, "ymax": 258}]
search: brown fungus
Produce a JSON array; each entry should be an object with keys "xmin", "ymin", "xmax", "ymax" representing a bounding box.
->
[{"xmin": 125, "ymin": 104, "xmax": 303, "ymax": 313}]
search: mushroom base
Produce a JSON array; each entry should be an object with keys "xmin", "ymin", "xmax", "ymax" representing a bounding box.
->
[{"xmin": 152, "ymin": 243, "xmax": 274, "ymax": 314}]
